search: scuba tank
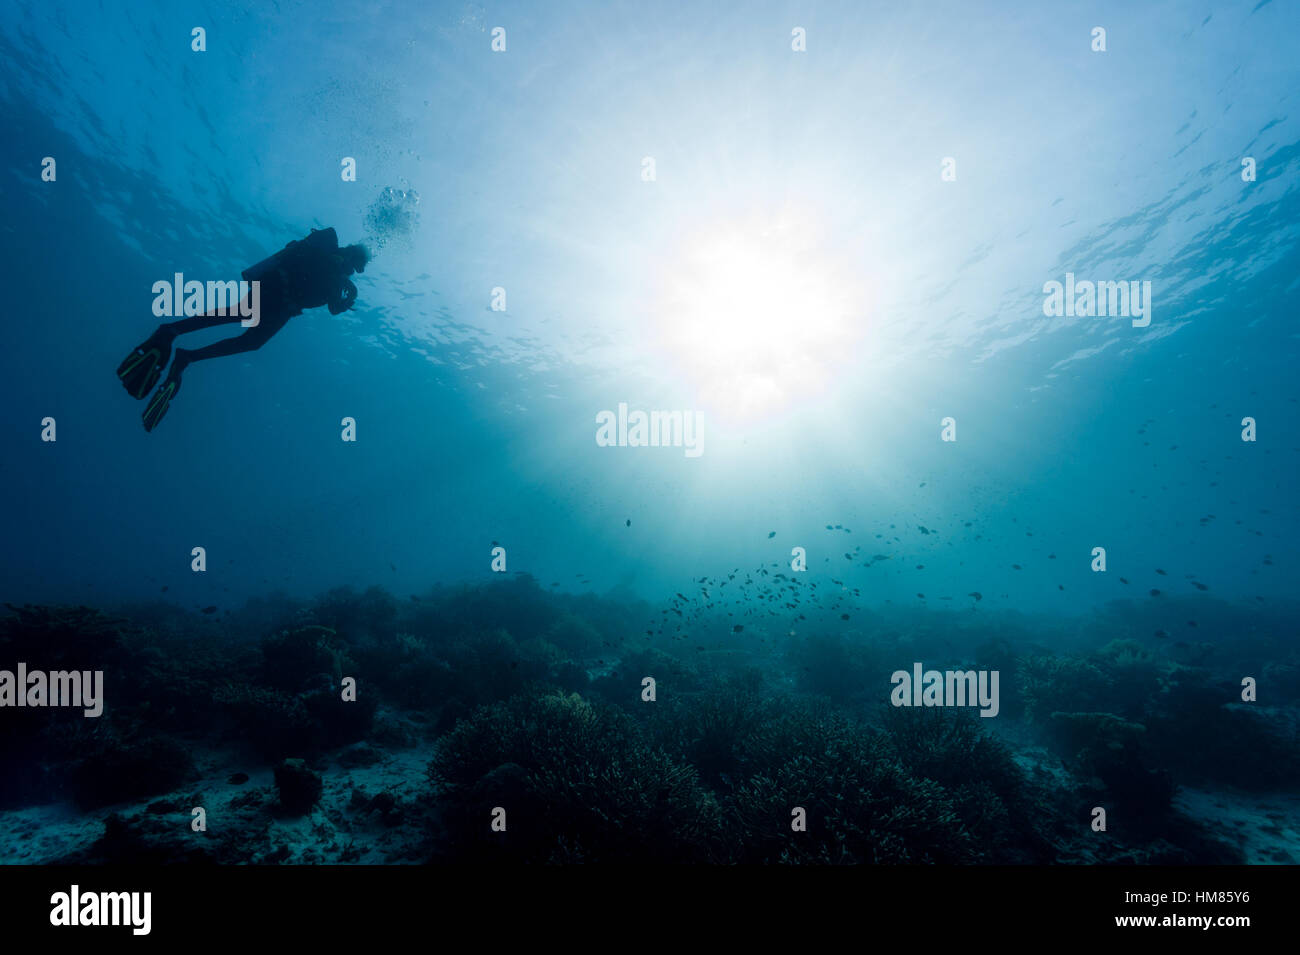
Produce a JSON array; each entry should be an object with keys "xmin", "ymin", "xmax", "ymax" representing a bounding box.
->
[{"xmin": 241, "ymin": 227, "xmax": 339, "ymax": 283}]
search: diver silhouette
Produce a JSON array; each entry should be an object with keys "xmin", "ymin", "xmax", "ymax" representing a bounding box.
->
[{"xmin": 117, "ymin": 227, "xmax": 368, "ymax": 431}]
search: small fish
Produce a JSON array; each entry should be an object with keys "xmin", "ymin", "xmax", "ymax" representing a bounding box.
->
[
  {"xmin": 732, "ymin": 624, "xmax": 744, "ymax": 633},
  {"xmin": 768, "ymin": 531, "xmax": 776, "ymax": 538},
  {"xmin": 1155, "ymin": 569, "xmax": 1167, "ymax": 576},
  {"xmin": 967, "ymin": 592, "xmax": 982, "ymax": 601},
  {"xmin": 200, "ymin": 605, "xmax": 218, "ymax": 615},
  {"xmin": 390, "ymin": 562, "xmax": 397, "ymax": 571},
  {"xmin": 1154, "ymin": 629, "xmax": 1169, "ymax": 639},
  {"xmin": 1012, "ymin": 564, "xmax": 1022, "ymax": 570},
  {"xmin": 626, "ymin": 519, "xmax": 631, "ymax": 527},
  {"xmin": 1058, "ymin": 584, "xmax": 1065, "ymax": 591},
  {"xmin": 1192, "ymin": 582, "xmax": 1209, "ymax": 591},
  {"xmin": 840, "ymin": 613, "xmax": 850, "ymax": 620},
  {"xmin": 1150, "ymin": 589, "xmax": 1161, "ymax": 597},
  {"xmin": 1119, "ymin": 577, "xmax": 1129, "ymax": 584}
]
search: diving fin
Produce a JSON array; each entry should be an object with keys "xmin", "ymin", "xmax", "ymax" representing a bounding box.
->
[
  {"xmin": 117, "ymin": 329, "xmax": 174, "ymax": 400},
  {"xmin": 142, "ymin": 366, "xmax": 183, "ymax": 432}
]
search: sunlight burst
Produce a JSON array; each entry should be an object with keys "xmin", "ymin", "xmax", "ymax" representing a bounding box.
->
[{"xmin": 655, "ymin": 215, "xmax": 868, "ymax": 421}]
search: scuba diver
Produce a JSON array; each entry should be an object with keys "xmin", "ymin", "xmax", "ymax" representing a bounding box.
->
[{"xmin": 117, "ymin": 227, "xmax": 368, "ymax": 431}]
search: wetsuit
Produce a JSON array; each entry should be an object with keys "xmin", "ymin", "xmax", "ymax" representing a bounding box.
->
[
  {"xmin": 163, "ymin": 227, "xmax": 357, "ymax": 365},
  {"xmin": 120, "ymin": 227, "xmax": 363, "ymax": 430}
]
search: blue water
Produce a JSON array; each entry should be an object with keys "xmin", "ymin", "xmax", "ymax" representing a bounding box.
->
[{"xmin": 2, "ymin": 0, "xmax": 1297, "ymax": 619}]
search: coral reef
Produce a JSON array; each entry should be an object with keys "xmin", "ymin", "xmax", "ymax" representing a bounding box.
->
[
  {"xmin": 1, "ymin": 578, "xmax": 1294, "ymax": 865},
  {"xmin": 1016, "ymin": 654, "xmax": 1111, "ymax": 724},
  {"xmin": 725, "ymin": 702, "xmax": 975, "ymax": 863},
  {"xmin": 1047, "ymin": 711, "xmax": 1175, "ymax": 836},
  {"xmin": 429, "ymin": 692, "xmax": 721, "ymax": 863}
]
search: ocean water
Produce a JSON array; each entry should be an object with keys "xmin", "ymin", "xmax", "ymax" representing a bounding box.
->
[{"xmin": 0, "ymin": 0, "xmax": 1298, "ymax": 868}]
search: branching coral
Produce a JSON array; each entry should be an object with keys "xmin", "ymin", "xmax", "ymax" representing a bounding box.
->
[
  {"xmin": 649, "ymin": 673, "xmax": 772, "ymax": 785},
  {"xmin": 728, "ymin": 712, "xmax": 977, "ymax": 864},
  {"xmin": 1016, "ymin": 655, "xmax": 1112, "ymax": 724},
  {"xmin": 877, "ymin": 705, "xmax": 1042, "ymax": 854},
  {"xmin": 541, "ymin": 614, "xmax": 603, "ymax": 655},
  {"xmin": 429, "ymin": 692, "xmax": 721, "ymax": 863},
  {"xmin": 260, "ymin": 625, "xmax": 351, "ymax": 692},
  {"xmin": 784, "ymin": 632, "xmax": 890, "ymax": 704},
  {"xmin": 1090, "ymin": 639, "xmax": 1170, "ymax": 720}
]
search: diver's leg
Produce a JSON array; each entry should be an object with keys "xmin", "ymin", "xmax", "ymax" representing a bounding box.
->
[
  {"xmin": 141, "ymin": 310, "xmax": 288, "ymax": 431},
  {"xmin": 121, "ymin": 300, "xmax": 259, "ymax": 398},
  {"xmin": 160, "ymin": 302, "xmax": 254, "ymax": 337},
  {"xmin": 171, "ymin": 309, "xmax": 290, "ymax": 370}
]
